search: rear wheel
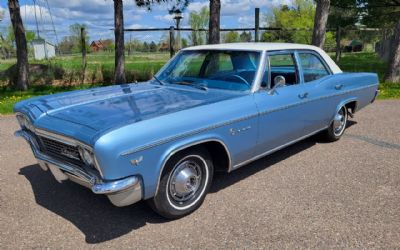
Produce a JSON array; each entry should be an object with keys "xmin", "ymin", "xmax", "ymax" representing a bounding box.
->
[
  {"xmin": 324, "ymin": 106, "xmax": 348, "ymax": 142},
  {"xmin": 148, "ymin": 147, "xmax": 213, "ymax": 219}
]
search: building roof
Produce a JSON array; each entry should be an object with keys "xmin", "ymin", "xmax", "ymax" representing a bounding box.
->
[{"xmin": 182, "ymin": 42, "xmax": 342, "ymax": 74}]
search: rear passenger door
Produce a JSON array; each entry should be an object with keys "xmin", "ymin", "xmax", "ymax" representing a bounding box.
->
[
  {"xmin": 296, "ymin": 51, "xmax": 334, "ymax": 133},
  {"xmin": 253, "ymin": 51, "xmax": 309, "ymax": 156}
]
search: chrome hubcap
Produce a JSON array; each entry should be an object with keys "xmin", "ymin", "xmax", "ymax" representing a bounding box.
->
[
  {"xmin": 333, "ymin": 108, "xmax": 346, "ymax": 136},
  {"xmin": 169, "ymin": 160, "xmax": 202, "ymax": 203}
]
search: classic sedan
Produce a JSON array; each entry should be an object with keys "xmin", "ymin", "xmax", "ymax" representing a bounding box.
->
[{"xmin": 14, "ymin": 43, "xmax": 379, "ymax": 218}]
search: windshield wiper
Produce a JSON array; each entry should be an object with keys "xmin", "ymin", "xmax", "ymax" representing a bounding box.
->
[
  {"xmin": 153, "ymin": 75, "xmax": 166, "ymax": 85},
  {"xmin": 173, "ymin": 81, "xmax": 208, "ymax": 91}
]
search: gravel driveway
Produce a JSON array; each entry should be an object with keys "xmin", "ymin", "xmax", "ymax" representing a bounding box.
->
[{"xmin": 0, "ymin": 100, "xmax": 399, "ymax": 249}]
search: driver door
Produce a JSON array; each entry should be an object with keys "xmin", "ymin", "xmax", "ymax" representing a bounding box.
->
[{"xmin": 253, "ymin": 52, "xmax": 309, "ymax": 156}]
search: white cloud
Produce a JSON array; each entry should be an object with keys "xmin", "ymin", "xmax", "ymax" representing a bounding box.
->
[
  {"xmin": 0, "ymin": 0, "xmax": 295, "ymax": 43},
  {"xmin": 126, "ymin": 24, "xmax": 145, "ymax": 29},
  {"xmin": 187, "ymin": 1, "xmax": 208, "ymax": 13},
  {"xmin": 154, "ymin": 13, "xmax": 188, "ymax": 26},
  {"xmin": 238, "ymin": 13, "xmax": 269, "ymax": 28}
]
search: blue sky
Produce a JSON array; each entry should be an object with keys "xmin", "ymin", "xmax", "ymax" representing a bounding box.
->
[{"xmin": 0, "ymin": 0, "xmax": 293, "ymax": 44}]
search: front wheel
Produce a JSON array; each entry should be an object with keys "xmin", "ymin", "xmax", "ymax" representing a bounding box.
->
[
  {"xmin": 324, "ymin": 106, "xmax": 348, "ymax": 142},
  {"xmin": 148, "ymin": 147, "xmax": 214, "ymax": 219}
]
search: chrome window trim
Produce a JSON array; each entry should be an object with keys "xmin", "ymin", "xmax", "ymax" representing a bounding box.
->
[
  {"xmin": 295, "ymin": 49, "xmax": 334, "ymax": 75},
  {"xmin": 156, "ymin": 49, "xmax": 265, "ymax": 93},
  {"xmin": 261, "ymin": 50, "xmax": 302, "ymax": 89},
  {"xmin": 251, "ymin": 50, "xmax": 267, "ymax": 93}
]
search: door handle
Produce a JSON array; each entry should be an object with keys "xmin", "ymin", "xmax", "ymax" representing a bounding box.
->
[
  {"xmin": 298, "ymin": 92, "xmax": 308, "ymax": 99},
  {"xmin": 335, "ymin": 84, "xmax": 344, "ymax": 90}
]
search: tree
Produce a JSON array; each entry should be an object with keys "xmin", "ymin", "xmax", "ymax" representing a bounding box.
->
[
  {"xmin": 261, "ymin": 0, "xmax": 317, "ymax": 44},
  {"xmin": 328, "ymin": 0, "xmax": 359, "ymax": 62},
  {"xmin": 312, "ymin": 0, "xmax": 330, "ymax": 48},
  {"xmin": 181, "ymin": 37, "xmax": 188, "ymax": 48},
  {"xmin": 8, "ymin": 0, "xmax": 28, "ymax": 90},
  {"xmin": 223, "ymin": 31, "xmax": 239, "ymax": 43},
  {"xmin": 69, "ymin": 23, "xmax": 89, "ymax": 52},
  {"xmin": 188, "ymin": 6, "xmax": 209, "ymax": 45},
  {"xmin": 384, "ymin": 19, "xmax": 400, "ymax": 82},
  {"xmin": 114, "ymin": 0, "xmax": 125, "ymax": 84},
  {"xmin": 209, "ymin": 0, "xmax": 220, "ymax": 44},
  {"xmin": 239, "ymin": 31, "xmax": 252, "ymax": 42},
  {"xmin": 356, "ymin": 0, "xmax": 400, "ymax": 82},
  {"xmin": 149, "ymin": 41, "xmax": 157, "ymax": 52},
  {"xmin": 0, "ymin": 26, "xmax": 16, "ymax": 59},
  {"xmin": 112, "ymin": 0, "xmax": 189, "ymax": 84}
]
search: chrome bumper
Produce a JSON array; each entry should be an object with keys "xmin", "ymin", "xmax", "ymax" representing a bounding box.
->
[{"xmin": 15, "ymin": 130, "xmax": 142, "ymax": 207}]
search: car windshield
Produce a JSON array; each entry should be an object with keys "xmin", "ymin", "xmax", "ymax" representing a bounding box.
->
[{"xmin": 155, "ymin": 50, "xmax": 261, "ymax": 91}]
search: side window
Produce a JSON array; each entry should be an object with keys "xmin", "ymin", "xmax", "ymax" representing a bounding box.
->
[
  {"xmin": 298, "ymin": 53, "xmax": 330, "ymax": 82},
  {"xmin": 268, "ymin": 53, "xmax": 299, "ymax": 86}
]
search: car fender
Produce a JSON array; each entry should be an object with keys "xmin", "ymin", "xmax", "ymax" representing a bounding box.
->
[
  {"xmin": 331, "ymin": 97, "xmax": 358, "ymax": 122},
  {"xmin": 153, "ymin": 133, "xmax": 231, "ymax": 196}
]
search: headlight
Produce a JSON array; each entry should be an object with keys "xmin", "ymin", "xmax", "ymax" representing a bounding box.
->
[
  {"xmin": 16, "ymin": 114, "xmax": 35, "ymax": 132},
  {"xmin": 79, "ymin": 147, "xmax": 94, "ymax": 166}
]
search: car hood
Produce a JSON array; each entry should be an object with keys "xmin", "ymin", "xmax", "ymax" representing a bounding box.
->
[{"xmin": 19, "ymin": 83, "xmax": 239, "ymax": 141}]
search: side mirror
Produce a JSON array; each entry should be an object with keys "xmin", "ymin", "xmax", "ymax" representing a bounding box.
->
[{"xmin": 268, "ymin": 75, "xmax": 286, "ymax": 95}]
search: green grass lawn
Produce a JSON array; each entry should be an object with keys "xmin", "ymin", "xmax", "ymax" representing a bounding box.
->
[{"xmin": 0, "ymin": 51, "xmax": 399, "ymax": 114}]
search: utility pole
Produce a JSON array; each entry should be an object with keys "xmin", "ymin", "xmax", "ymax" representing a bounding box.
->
[{"xmin": 255, "ymin": 8, "xmax": 260, "ymax": 42}]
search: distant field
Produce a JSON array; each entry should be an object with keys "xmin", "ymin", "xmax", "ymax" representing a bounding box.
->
[
  {"xmin": 0, "ymin": 52, "xmax": 169, "ymax": 86},
  {"xmin": 0, "ymin": 51, "xmax": 399, "ymax": 114}
]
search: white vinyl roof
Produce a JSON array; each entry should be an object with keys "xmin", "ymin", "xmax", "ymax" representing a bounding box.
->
[{"xmin": 183, "ymin": 42, "xmax": 342, "ymax": 73}]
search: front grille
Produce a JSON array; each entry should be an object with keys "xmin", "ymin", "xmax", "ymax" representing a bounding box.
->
[{"xmin": 39, "ymin": 136, "xmax": 82, "ymax": 163}]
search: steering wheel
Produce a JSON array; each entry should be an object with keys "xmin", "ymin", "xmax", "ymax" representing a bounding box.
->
[{"xmin": 224, "ymin": 74, "xmax": 250, "ymax": 86}]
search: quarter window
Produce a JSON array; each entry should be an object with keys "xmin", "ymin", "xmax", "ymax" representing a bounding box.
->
[{"xmin": 298, "ymin": 53, "xmax": 330, "ymax": 82}]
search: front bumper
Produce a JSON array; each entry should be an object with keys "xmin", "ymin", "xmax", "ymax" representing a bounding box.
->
[{"xmin": 15, "ymin": 130, "xmax": 142, "ymax": 207}]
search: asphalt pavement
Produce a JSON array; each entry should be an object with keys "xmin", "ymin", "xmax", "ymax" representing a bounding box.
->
[{"xmin": 0, "ymin": 100, "xmax": 399, "ymax": 249}]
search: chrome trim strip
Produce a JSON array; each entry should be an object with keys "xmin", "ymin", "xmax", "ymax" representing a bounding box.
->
[
  {"xmin": 120, "ymin": 113, "xmax": 258, "ymax": 156},
  {"xmin": 35, "ymin": 128, "xmax": 92, "ymax": 150},
  {"xmin": 230, "ymin": 126, "xmax": 329, "ymax": 171},
  {"xmin": 121, "ymin": 83, "xmax": 377, "ymax": 156},
  {"xmin": 155, "ymin": 138, "xmax": 232, "ymax": 195}
]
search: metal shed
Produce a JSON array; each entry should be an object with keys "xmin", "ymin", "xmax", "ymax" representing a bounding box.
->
[{"xmin": 32, "ymin": 39, "xmax": 55, "ymax": 60}]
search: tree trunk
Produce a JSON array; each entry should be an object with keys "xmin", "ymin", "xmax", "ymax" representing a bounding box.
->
[
  {"xmin": 81, "ymin": 27, "xmax": 87, "ymax": 84},
  {"xmin": 0, "ymin": 34, "xmax": 10, "ymax": 59},
  {"xmin": 384, "ymin": 20, "xmax": 400, "ymax": 83},
  {"xmin": 208, "ymin": 0, "xmax": 220, "ymax": 44},
  {"xmin": 8, "ymin": 0, "xmax": 28, "ymax": 90},
  {"xmin": 335, "ymin": 26, "xmax": 341, "ymax": 63},
  {"xmin": 114, "ymin": 0, "xmax": 125, "ymax": 84},
  {"xmin": 312, "ymin": 0, "xmax": 330, "ymax": 48}
]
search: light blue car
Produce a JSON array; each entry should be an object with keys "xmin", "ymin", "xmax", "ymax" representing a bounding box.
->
[{"xmin": 15, "ymin": 43, "xmax": 379, "ymax": 218}]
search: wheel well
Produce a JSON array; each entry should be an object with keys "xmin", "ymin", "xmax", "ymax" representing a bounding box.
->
[
  {"xmin": 345, "ymin": 101, "xmax": 358, "ymax": 114},
  {"xmin": 201, "ymin": 141, "xmax": 230, "ymax": 173},
  {"xmin": 171, "ymin": 141, "xmax": 231, "ymax": 173}
]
